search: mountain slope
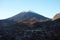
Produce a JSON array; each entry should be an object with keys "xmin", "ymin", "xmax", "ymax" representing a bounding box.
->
[{"xmin": 53, "ymin": 13, "xmax": 60, "ymax": 20}]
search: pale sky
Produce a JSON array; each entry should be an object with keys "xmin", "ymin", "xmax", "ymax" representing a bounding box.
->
[{"xmin": 0, "ymin": 0, "xmax": 60, "ymax": 19}]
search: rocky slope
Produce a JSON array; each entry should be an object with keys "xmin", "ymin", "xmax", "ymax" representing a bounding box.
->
[{"xmin": 0, "ymin": 18, "xmax": 60, "ymax": 40}]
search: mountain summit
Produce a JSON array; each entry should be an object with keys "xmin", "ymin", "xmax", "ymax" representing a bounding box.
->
[{"xmin": 7, "ymin": 11, "xmax": 49, "ymax": 22}]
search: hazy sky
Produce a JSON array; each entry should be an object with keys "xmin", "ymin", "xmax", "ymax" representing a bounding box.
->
[{"xmin": 0, "ymin": 0, "xmax": 60, "ymax": 19}]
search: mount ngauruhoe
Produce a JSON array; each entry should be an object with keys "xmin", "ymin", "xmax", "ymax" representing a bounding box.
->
[{"xmin": 0, "ymin": 11, "xmax": 50, "ymax": 28}]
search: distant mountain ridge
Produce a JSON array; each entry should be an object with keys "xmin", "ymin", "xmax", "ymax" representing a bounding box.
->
[{"xmin": 7, "ymin": 11, "xmax": 49, "ymax": 22}]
